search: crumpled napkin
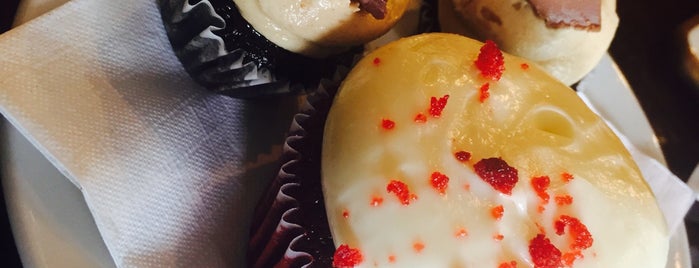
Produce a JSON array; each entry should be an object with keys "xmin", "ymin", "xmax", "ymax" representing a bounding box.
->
[
  {"xmin": 0, "ymin": 0, "xmax": 694, "ymax": 267},
  {"xmin": 0, "ymin": 0, "xmax": 298, "ymax": 266}
]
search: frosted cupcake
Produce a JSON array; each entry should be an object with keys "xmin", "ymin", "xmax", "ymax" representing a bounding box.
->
[
  {"xmin": 158, "ymin": 0, "xmax": 409, "ymax": 98},
  {"xmin": 249, "ymin": 34, "xmax": 668, "ymax": 267}
]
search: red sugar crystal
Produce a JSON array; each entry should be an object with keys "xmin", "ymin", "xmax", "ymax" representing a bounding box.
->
[
  {"xmin": 413, "ymin": 241, "xmax": 425, "ymax": 253},
  {"xmin": 498, "ymin": 261, "xmax": 518, "ymax": 268},
  {"xmin": 561, "ymin": 172, "xmax": 574, "ymax": 183},
  {"xmin": 479, "ymin": 83, "xmax": 490, "ymax": 103},
  {"xmin": 475, "ymin": 40, "xmax": 505, "ymax": 81},
  {"xmin": 430, "ymin": 172, "xmax": 449, "ymax": 194},
  {"xmin": 381, "ymin": 119, "xmax": 395, "ymax": 130},
  {"xmin": 493, "ymin": 234, "xmax": 504, "ymax": 241},
  {"xmin": 491, "ymin": 205, "xmax": 504, "ymax": 220},
  {"xmin": 455, "ymin": 228, "xmax": 468, "ymax": 238},
  {"xmin": 333, "ymin": 244, "xmax": 364, "ymax": 268},
  {"xmin": 531, "ymin": 176, "xmax": 551, "ymax": 203},
  {"xmin": 529, "ymin": 234, "xmax": 562, "ymax": 268},
  {"xmin": 474, "ymin": 158, "xmax": 519, "ymax": 195},
  {"xmin": 555, "ymin": 195, "xmax": 573, "ymax": 206},
  {"xmin": 454, "ymin": 151, "xmax": 472, "ymax": 162},
  {"xmin": 370, "ymin": 196, "xmax": 384, "ymax": 207},
  {"xmin": 414, "ymin": 113, "xmax": 427, "ymax": 123},
  {"xmin": 429, "ymin": 95, "xmax": 449, "ymax": 117},
  {"xmin": 387, "ymin": 180, "xmax": 416, "ymax": 205},
  {"xmin": 555, "ymin": 215, "xmax": 593, "ymax": 250}
]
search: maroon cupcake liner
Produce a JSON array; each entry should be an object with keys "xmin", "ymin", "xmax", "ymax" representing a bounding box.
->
[
  {"xmin": 247, "ymin": 71, "xmax": 345, "ymax": 268},
  {"xmin": 247, "ymin": 1, "xmax": 438, "ymax": 266}
]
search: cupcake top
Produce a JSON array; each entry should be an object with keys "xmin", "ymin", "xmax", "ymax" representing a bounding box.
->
[
  {"xmin": 321, "ymin": 33, "xmax": 667, "ymax": 267},
  {"xmin": 234, "ymin": 0, "xmax": 409, "ymax": 57},
  {"xmin": 440, "ymin": 0, "xmax": 618, "ymax": 85}
]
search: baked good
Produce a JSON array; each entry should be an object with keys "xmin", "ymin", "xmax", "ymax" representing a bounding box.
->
[
  {"xmin": 250, "ymin": 33, "xmax": 668, "ymax": 267},
  {"xmin": 438, "ymin": 0, "xmax": 618, "ymax": 85},
  {"xmin": 158, "ymin": 0, "xmax": 409, "ymax": 98},
  {"xmin": 682, "ymin": 15, "xmax": 699, "ymax": 88}
]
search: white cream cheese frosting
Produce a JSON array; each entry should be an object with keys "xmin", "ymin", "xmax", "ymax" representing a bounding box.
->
[
  {"xmin": 233, "ymin": 0, "xmax": 408, "ymax": 57},
  {"xmin": 439, "ymin": 0, "xmax": 618, "ymax": 85},
  {"xmin": 321, "ymin": 33, "xmax": 667, "ymax": 267}
]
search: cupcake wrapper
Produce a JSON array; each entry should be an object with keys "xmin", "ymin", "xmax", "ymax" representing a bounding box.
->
[
  {"xmin": 247, "ymin": 74, "xmax": 342, "ymax": 268},
  {"xmin": 246, "ymin": 0, "xmax": 439, "ymax": 265},
  {"xmin": 157, "ymin": 0, "xmax": 360, "ymax": 98}
]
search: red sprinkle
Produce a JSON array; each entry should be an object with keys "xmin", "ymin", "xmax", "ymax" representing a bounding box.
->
[
  {"xmin": 430, "ymin": 172, "xmax": 450, "ymax": 194},
  {"xmin": 414, "ymin": 113, "xmax": 427, "ymax": 123},
  {"xmin": 371, "ymin": 196, "xmax": 384, "ymax": 207},
  {"xmin": 479, "ymin": 83, "xmax": 490, "ymax": 103},
  {"xmin": 491, "ymin": 205, "xmax": 504, "ymax": 220},
  {"xmin": 388, "ymin": 255, "xmax": 396, "ymax": 263},
  {"xmin": 387, "ymin": 180, "xmax": 416, "ymax": 205},
  {"xmin": 429, "ymin": 95, "xmax": 450, "ymax": 117},
  {"xmin": 381, "ymin": 119, "xmax": 395, "ymax": 130},
  {"xmin": 529, "ymin": 234, "xmax": 562, "ymax": 268},
  {"xmin": 555, "ymin": 195, "xmax": 573, "ymax": 206},
  {"xmin": 521, "ymin": 63, "xmax": 529, "ymax": 70},
  {"xmin": 555, "ymin": 215, "xmax": 593, "ymax": 266},
  {"xmin": 562, "ymin": 252, "xmax": 582, "ymax": 266},
  {"xmin": 455, "ymin": 228, "xmax": 468, "ymax": 238},
  {"xmin": 554, "ymin": 215, "xmax": 593, "ymax": 250},
  {"xmin": 561, "ymin": 172, "xmax": 574, "ymax": 183},
  {"xmin": 493, "ymin": 234, "xmax": 504, "ymax": 241},
  {"xmin": 373, "ymin": 57, "xmax": 381, "ymax": 66},
  {"xmin": 342, "ymin": 209, "xmax": 350, "ymax": 218},
  {"xmin": 499, "ymin": 261, "xmax": 518, "ymax": 268},
  {"xmin": 333, "ymin": 244, "xmax": 364, "ymax": 268},
  {"xmin": 454, "ymin": 151, "xmax": 472, "ymax": 162},
  {"xmin": 474, "ymin": 158, "xmax": 519, "ymax": 195},
  {"xmin": 475, "ymin": 40, "xmax": 505, "ymax": 81},
  {"xmin": 531, "ymin": 176, "xmax": 551, "ymax": 203},
  {"xmin": 413, "ymin": 241, "xmax": 425, "ymax": 253}
]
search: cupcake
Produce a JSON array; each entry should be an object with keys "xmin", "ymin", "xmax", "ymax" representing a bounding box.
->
[
  {"xmin": 249, "ymin": 33, "xmax": 668, "ymax": 267},
  {"xmin": 158, "ymin": 0, "xmax": 409, "ymax": 98},
  {"xmin": 438, "ymin": 0, "xmax": 619, "ymax": 85}
]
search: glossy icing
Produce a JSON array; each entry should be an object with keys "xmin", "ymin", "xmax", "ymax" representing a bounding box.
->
[{"xmin": 321, "ymin": 33, "xmax": 667, "ymax": 267}]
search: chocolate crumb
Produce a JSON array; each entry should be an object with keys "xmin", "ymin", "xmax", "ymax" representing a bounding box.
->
[
  {"xmin": 512, "ymin": 2, "xmax": 522, "ymax": 10},
  {"xmin": 353, "ymin": 0, "xmax": 388, "ymax": 19},
  {"xmin": 480, "ymin": 7, "xmax": 503, "ymax": 26},
  {"xmin": 526, "ymin": 0, "xmax": 601, "ymax": 31}
]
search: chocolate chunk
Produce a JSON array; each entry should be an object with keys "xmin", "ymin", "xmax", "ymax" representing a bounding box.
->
[
  {"xmin": 480, "ymin": 7, "xmax": 503, "ymax": 26},
  {"xmin": 353, "ymin": 0, "xmax": 388, "ymax": 19},
  {"xmin": 526, "ymin": 0, "xmax": 601, "ymax": 31}
]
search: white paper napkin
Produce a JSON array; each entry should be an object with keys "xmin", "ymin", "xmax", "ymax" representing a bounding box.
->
[
  {"xmin": 0, "ymin": 0, "xmax": 695, "ymax": 267},
  {"xmin": 0, "ymin": 0, "xmax": 298, "ymax": 266},
  {"xmin": 577, "ymin": 55, "xmax": 696, "ymax": 234}
]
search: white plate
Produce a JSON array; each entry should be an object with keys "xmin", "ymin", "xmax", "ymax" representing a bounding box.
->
[{"xmin": 1, "ymin": 1, "xmax": 691, "ymax": 267}]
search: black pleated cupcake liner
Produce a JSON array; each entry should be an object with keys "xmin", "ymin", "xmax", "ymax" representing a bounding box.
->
[{"xmin": 158, "ymin": 0, "xmax": 360, "ymax": 98}]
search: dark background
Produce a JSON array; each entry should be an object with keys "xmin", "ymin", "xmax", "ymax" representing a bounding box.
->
[{"xmin": 0, "ymin": 0, "xmax": 697, "ymax": 267}]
